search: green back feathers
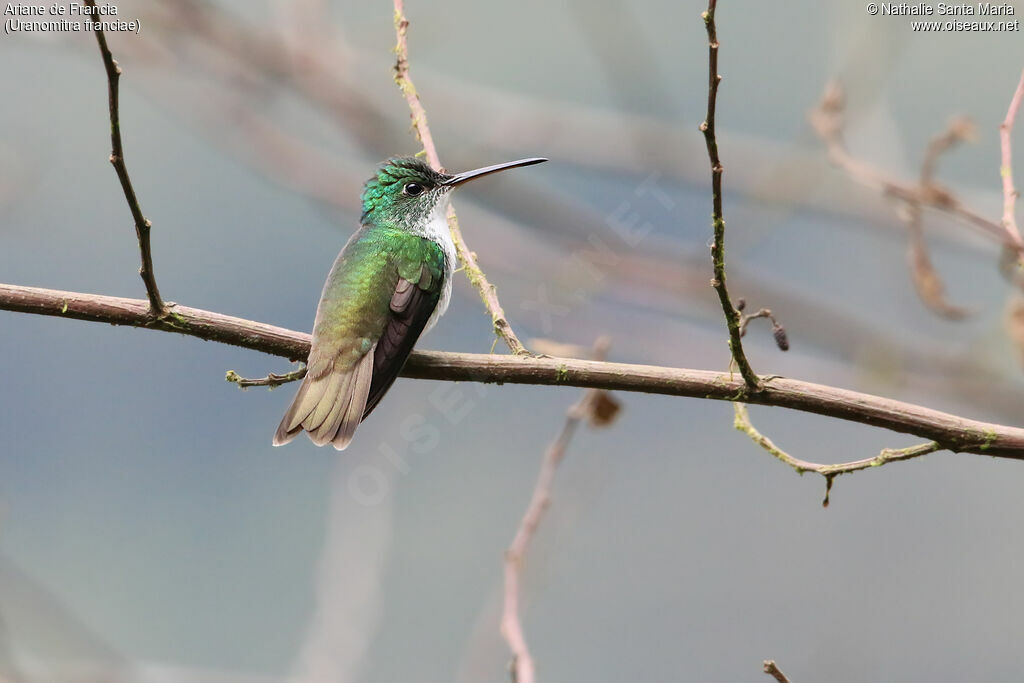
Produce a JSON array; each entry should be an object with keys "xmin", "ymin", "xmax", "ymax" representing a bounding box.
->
[{"xmin": 314, "ymin": 226, "xmax": 444, "ymax": 354}]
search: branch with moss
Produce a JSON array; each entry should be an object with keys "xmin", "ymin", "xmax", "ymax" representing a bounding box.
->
[
  {"xmin": 86, "ymin": 0, "xmax": 165, "ymax": 317},
  {"xmin": 391, "ymin": 0, "xmax": 530, "ymax": 356},
  {"xmin": 734, "ymin": 403, "xmax": 941, "ymax": 506},
  {"xmin": 699, "ymin": 0, "xmax": 760, "ymax": 390},
  {"xmin": 3, "ymin": 283, "xmax": 1024, "ymax": 461}
]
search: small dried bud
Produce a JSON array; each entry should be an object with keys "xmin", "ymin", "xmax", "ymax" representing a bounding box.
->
[
  {"xmin": 735, "ymin": 298, "xmax": 746, "ymax": 312},
  {"xmin": 587, "ymin": 390, "xmax": 622, "ymax": 428},
  {"xmin": 773, "ymin": 323, "xmax": 789, "ymax": 351}
]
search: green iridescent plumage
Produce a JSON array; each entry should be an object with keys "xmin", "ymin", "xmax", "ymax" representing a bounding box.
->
[
  {"xmin": 274, "ymin": 155, "xmax": 546, "ymax": 450},
  {"xmin": 360, "ymin": 157, "xmax": 449, "ymax": 229},
  {"xmin": 313, "ymin": 225, "xmax": 444, "ymax": 367}
]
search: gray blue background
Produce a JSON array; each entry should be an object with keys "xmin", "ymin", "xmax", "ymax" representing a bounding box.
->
[{"xmin": 2, "ymin": 1, "xmax": 1024, "ymax": 681}]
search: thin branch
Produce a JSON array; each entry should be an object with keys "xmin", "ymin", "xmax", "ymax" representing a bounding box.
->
[
  {"xmin": 903, "ymin": 118, "xmax": 975, "ymax": 319},
  {"xmin": 86, "ymin": 0, "xmax": 166, "ymax": 316},
  {"xmin": 905, "ymin": 201, "xmax": 969, "ymax": 319},
  {"xmin": 391, "ymin": 0, "xmax": 530, "ymax": 356},
  {"xmin": 1000, "ymin": 69, "xmax": 1024, "ymax": 252},
  {"xmin": 736, "ymin": 300, "xmax": 789, "ymax": 351},
  {"xmin": 226, "ymin": 367, "xmax": 307, "ymax": 388},
  {"xmin": 763, "ymin": 660, "xmax": 792, "ymax": 683},
  {"xmin": 735, "ymin": 403, "xmax": 941, "ymax": 506},
  {"xmin": 810, "ymin": 81, "xmax": 1024, "ymax": 259},
  {"xmin": 3, "ymin": 283, "xmax": 1024, "ymax": 458},
  {"xmin": 699, "ymin": 1, "xmax": 760, "ymax": 390},
  {"xmin": 502, "ymin": 338, "xmax": 616, "ymax": 683}
]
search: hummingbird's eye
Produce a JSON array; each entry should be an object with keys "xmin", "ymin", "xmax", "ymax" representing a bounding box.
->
[{"xmin": 403, "ymin": 182, "xmax": 425, "ymax": 196}]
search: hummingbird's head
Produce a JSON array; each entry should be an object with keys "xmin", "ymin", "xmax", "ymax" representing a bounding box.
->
[
  {"xmin": 361, "ymin": 157, "xmax": 449, "ymax": 228},
  {"xmin": 360, "ymin": 156, "xmax": 547, "ymax": 228}
]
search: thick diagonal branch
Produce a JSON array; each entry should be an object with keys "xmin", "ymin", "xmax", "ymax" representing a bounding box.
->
[{"xmin": 392, "ymin": 0, "xmax": 529, "ymax": 356}]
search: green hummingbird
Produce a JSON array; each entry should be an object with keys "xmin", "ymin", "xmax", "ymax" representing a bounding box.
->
[{"xmin": 274, "ymin": 155, "xmax": 547, "ymax": 450}]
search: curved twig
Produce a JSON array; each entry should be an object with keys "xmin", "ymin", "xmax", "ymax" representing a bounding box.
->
[{"xmin": 734, "ymin": 403, "xmax": 941, "ymax": 506}]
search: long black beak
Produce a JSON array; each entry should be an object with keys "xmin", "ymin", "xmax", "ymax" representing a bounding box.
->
[{"xmin": 442, "ymin": 157, "xmax": 547, "ymax": 187}]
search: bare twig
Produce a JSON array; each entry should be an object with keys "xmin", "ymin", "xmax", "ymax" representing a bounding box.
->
[
  {"xmin": 905, "ymin": 201, "xmax": 969, "ymax": 319},
  {"xmin": 810, "ymin": 81, "xmax": 1024, "ymax": 259},
  {"xmin": 392, "ymin": 0, "xmax": 530, "ymax": 356},
  {"xmin": 763, "ymin": 660, "xmax": 792, "ymax": 683},
  {"xmin": 502, "ymin": 338, "xmax": 617, "ymax": 683},
  {"xmin": 1000, "ymin": 69, "xmax": 1024, "ymax": 254},
  {"xmin": 699, "ymin": 1, "xmax": 760, "ymax": 390},
  {"xmin": 225, "ymin": 367, "xmax": 307, "ymax": 388},
  {"xmin": 86, "ymin": 0, "xmax": 166, "ymax": 317},
  {"xmin": 3, "ymin": 283, "xmax": 1024, "ymax": 457},
  {"xmin": 904, "ymin": 118, "xmax": 975, "ymax": 318},
  {"xmin": 736, "ymin": 300, "xmax": 789, "ymax": 351},
  {"xmin": 734, "ymin": 403, "xmax": 941, "ymax": 506}
]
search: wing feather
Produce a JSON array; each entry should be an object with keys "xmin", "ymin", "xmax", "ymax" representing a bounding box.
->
[
  {"xmin": 273, "ymin": 233, "xmax": 445, "ymax": 450},
  {"xmin": 364, "ymin": 266, "xmax": 441, "ymax": 418}
]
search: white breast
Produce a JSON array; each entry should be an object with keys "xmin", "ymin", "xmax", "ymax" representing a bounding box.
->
[{"xmin": 410, "ymin": 196, "xmax": 456, "ymax": 334}]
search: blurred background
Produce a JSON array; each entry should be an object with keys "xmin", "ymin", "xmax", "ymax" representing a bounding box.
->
[{"xmin": 2, "ymin": 1, "xmax": 1024, "ymax": 681}]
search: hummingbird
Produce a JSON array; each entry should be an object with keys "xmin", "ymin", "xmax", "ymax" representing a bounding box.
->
[{"xmin": 273, "ymin": 155, "xmax": 547, "ymax": 450}]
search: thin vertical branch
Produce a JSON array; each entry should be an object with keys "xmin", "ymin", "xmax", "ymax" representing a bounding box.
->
[
  {"xmin": 392, "ymin": 0, "xmax": 530, "ymax": 356},
  {"xmin": 86, "ymin": 0, "xmax": 166, "ymax": 316},
  {"xmin": 1000, "ymin": 69, "xmax": 1024, "ymax": 251},
  {"xmin": 501, "ymin": 339, "xmax": 616, "ymax": 682},
  {"xmin": 698, "ymin": 1, "xmax": 760, "ymax": 390}
]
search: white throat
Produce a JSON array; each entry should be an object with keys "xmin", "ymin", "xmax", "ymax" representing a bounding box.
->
[{"xmin": 410, "ymin": 194, "xmax": 456, "ymax": 334}]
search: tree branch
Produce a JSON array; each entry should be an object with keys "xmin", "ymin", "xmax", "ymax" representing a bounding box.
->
[
  {"xmin": 87, "ymin": 0, "xmax": 166, "ymax": 316},
  {"xmin": 3, "ymin": 283, "xmax": 1024, "ymax": 458},
  {"xmin": 1000, "ymin": 69, "xmax": 1024, "ymax": 252},
  {"xmin": 502, "ymin": 339, "xmax": 616, "ymax": 683},
  {"xmin": 762, "ymin": 660, "xmax": 792, "ymax": 683},
  {"xmin": 699, "ymin": 0, "xmax": 760, "ymax": 390},
  {"xmin": 810, "ymin": 81, "xmax": 1023, "ymax": 260},
  {"xmin": 392, "ymin": 0, "xmax": 530, "ymax": 356},
  {"xmin": 734, "ymin": 403, "xmax": 941, "ymax": 506}
]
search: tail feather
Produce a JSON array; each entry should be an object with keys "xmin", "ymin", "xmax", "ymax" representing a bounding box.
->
[
  {"xmin": 303, "ymin": 370, "xmax": 348, "ymax": 433},
  {"xmin": 332, "ymin": 345, "xmax": 375, "ymax": 450},
  {"xmin": 272, "ymin": 344, "xmax": 377, "ymax": 450},
  {"xmin": 310, "ymin": 377, "xmax": 352, "ymax": 446}
]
